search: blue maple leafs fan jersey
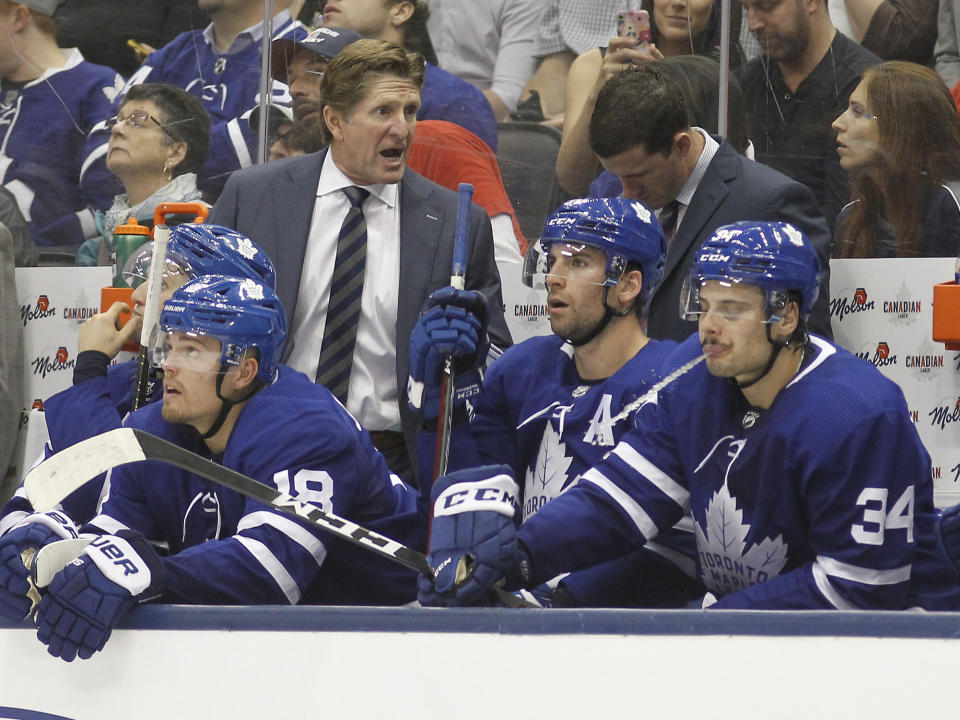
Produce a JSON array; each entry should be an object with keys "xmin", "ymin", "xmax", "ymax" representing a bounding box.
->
[
  {"xmin": 87, "ymin": 367, "xmax": 423, "ymax": 606},
  {"xmin": 0, "ymin": 49, "xmax": 122, "ymax": 247},
  {"xmin": 426, "ymin": 335, "xmax": 701, "ymax": 606},
  {"xmin": 108, "ymin": 13, "xmax": 305, "ymax": 197},
  {"xmin": 519, "ymin": 333, "xmax": 960, "ymax": 610}
]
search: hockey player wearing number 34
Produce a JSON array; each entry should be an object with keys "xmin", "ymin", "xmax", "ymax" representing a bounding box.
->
[
  {"xmin": 411, "ymin": 197, "xmax": 702, "ymax": 607},
  {"xmin": 2, "ymin": 276, "xmax": 424, "ymax": 661},
  {"xmin": 419, "ymin": 220, "xmax": 960, "ymax": 610}
]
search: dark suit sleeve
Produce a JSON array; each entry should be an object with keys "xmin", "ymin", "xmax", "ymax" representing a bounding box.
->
[
  {"xmin": 763, "ymin": 180, "xmax": 834, "ymax": 339},
  {"xmin": 465, "ymin": 203, "xmax": 513, "ymax": 352}
]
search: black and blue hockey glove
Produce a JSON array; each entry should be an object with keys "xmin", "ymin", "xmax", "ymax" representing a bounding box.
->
[
  {"xmin": 936, "ymin": 503, "xmax": 960, "ymax": 576},
  {"xmin": 35, "ymin": 531, "xmax": 164, "ymax": 661},
  {"xmin": 418, "ymin": 465, "xmax": 527, "ymax": 606},
  {"xmin": 0, "ymin": 511, "xmax": 79, "ymax": 624},
  {"xmin": 408, "ymin": 287, "xmax": 488, "ymax": 420}
]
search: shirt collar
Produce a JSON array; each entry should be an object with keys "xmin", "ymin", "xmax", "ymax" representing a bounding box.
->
[
  {"xmin": 318, "ymin": 150, "xmax": 398, "ymax": 209},
  {"xmin": 202, "ymin": 9, "xmax": 292, "ymax": 55},
  {"xmin": 675, "ymin": 127, "xmax": 719, "ymax": 207}
]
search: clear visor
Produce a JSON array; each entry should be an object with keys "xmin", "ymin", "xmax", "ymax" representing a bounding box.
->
[
  {"xmin": 521, "ymin": 241, "xmax": 616, "ymax": 290},
  {"xmin": 148, "ymin": 326, "xmax": 226, "ymax": 373},
  {"xmin": 122, "ymin": 243, "xmax": 190, "ymax": 288},
  {"xmin": 680, "ymin": 278, "xmax": 783, "ymax": 323}
]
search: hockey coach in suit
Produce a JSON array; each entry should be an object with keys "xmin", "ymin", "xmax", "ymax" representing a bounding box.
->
[
  {"xmin": 588, "ymin": 64, "xmax": 834, "ymax": 342},
  {"xmin": 209, "ymin": 39, "xmax": 510, "ymax": 485}
]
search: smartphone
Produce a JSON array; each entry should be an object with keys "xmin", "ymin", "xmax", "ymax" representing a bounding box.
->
[{"xmin": 616, "ymin": 9, "xmax": 652, "ymax": 48}]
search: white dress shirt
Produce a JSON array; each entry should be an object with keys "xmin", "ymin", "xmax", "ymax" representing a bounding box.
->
[{"xmin": 287, "ymin": 152, "xmax": 402, "ymax": 431}]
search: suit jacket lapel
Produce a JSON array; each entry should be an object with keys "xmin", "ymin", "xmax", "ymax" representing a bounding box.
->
[{"xmin": 662, "ymin": 140, "xmax": 737, "ymax": 281}]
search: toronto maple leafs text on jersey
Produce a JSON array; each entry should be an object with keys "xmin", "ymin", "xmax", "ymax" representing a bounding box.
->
[
  {"xmin": 85, "ymin": 367, "xmax": 423, "ymax": 606},
  {"xmin": 519, "ymin": 333, "xmax": 960, "ymax": 610}
]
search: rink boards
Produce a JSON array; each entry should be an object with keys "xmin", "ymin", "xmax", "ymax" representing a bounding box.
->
[{"xmin": 1, "ymin": 605, "xmax": 959, "ymax": 719}]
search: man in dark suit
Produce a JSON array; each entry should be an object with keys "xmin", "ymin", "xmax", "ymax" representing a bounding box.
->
[
  {"xmin": 209, "ymin": 39, "xmax": 510, "ymax": 486},
  {"xmin": 588, "ymin": 65, "xmax": 833, "ymax": 342}
]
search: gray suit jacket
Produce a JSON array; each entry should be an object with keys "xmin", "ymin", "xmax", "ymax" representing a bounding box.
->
[
  {"xmin": 0, "ymin": 224, "xmax": 22, "ymax": 503},
  {"xmin": 208, "ymin": 150, "xmax": 511, "ymax": 468},
  {"xmin": 647, "ymin": 139, "xmax": 833, "ymax": 342}
]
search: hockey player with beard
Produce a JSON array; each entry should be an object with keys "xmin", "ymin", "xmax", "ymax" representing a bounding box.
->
[
  {"xmin": 418, "ymin": 220, "xmax": 960, "ymax": 610},
  {"xmin": 8, "ymin": 276, "xmax": 423, "ymax": 661},
  {"xmin": 409, "ymin": 197, "xmax": 700, "ymax": 607}
]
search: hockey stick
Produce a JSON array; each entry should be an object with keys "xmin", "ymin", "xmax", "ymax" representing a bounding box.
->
[
  {"xmin": 131, "ymin": 223, "xmax": 168, "ymax": 410},
  {"xmin": 433, "ymin": 182, "xmax": 475, "ymax": 481},
  {"xmin": 609, "ymin": 353, "xmax": 707, "ymax": 426},
  {"xmin": 24, "ymin": 428, "xmax": 531, "ymax": 608}
]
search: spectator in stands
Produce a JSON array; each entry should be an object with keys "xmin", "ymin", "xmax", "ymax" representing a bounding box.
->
[
  {"xmin": 76, "ymin": 84, "xmax": 211, "ymax": 266},
  {"xmin": 427, "ymin": 0, "xmax": 540, "ymax": 121},
  {"xmin": 54, "ymin": 1, "xmax": 211, "ymax": 77},
  {"xmin": 118, "ymin": 0, "xmax": 305, "ymax": 198},
  {"xmin": 0, "ymin": 0, "xmax": 123, "ymax": 256},
  {"xmin": 407, "ymin": 120, "xmax": 525, "ymax": 261},
  {"xmin": 736, "ymin": 0, "xmax": 879, "ymax": 229},
  {"xmin": 0, "ymin": 222, "xmax": 21, "ymax": 504},
  {"xmin": 318, "ymin": 1, "xmax": 499, "ymax": 151},
  {"xmin": 832, "ymin": 61, "xmax": 960, "ymax": 258},
  {"xmin": 208, "ymin": 40, "xmax": 511, "ymax": 486},
  {"xmin": 937, "ymin": 0, "xmax": 960, "ymax": 90},
  {"xmin": 588, "ymin": 55, "xmax": 751, "ymax": 198},
  {"xmin": 268, "ymin": 122, "xmax": 325, "ymax": 160},
  {"xmin": 586, "ymin": 65, "xmax": 832, "ymax": 341},
  {"xmin": 840, "ymin": 0, "xmax": 937, "ymax": 64},
  {"xmin": 557, "ymin": 0, "xmax": 743, "ymax": 196}
]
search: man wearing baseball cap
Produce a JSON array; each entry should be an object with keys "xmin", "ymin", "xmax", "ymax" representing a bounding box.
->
[{"xmin": 0, "ymin": 0, "xmax": 122, "ymax": 258}]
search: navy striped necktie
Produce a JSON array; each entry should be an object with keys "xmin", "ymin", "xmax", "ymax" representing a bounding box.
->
[{"xmin": 315, "ymin": 185, "xmax": 370, "ymax": 403}]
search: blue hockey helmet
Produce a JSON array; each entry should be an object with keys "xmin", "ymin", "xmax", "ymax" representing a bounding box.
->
[
  {"xmin": 152, "ymin": 276, "xmax": 287, "ymax": 383},
  {"xmin": 123, "ymin": 224, "xmax": 276, "ymax": 288},
  {"xmin": 523, "ymin": 197, "xmax": 666, "ymax": 303},
  {"xmin": 681, "ymin": 221, "xmax": 821, "ymax": 322}
]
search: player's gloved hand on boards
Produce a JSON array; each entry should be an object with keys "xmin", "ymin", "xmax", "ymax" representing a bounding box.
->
[
  {"xmin": 936, "ymin": 503, "xmax": 960, "ymax": 576},
  {"xmin": 0, "ymin": 511, "xmax": 79, "ymax": 624},
  {"xmin": 418, "ymin": 465, "xmax": 530, "ymax": 606},
  {"xmin": 35, "ymin": 531, "xmax": 164, "ymax": 661},
  {"xmin": 408, "ymin": 287, "xmax": 489, "ymax": 420}
]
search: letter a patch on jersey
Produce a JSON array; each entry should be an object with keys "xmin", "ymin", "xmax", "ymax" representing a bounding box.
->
[{"xmin": 582, "ymin": 394, "xmax": 615, "ymax": 447}]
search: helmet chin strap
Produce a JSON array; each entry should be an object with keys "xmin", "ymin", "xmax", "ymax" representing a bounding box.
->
[
  {"xmin": 201, "ymin": 362, "xmax": 262, "ymax": 439},
  {"xmin": 735, "ymin": 322, "xmax": 804, "ymax": 391},
  {"xmin": 568, "ymin": 286, "xmax": 636, "ymax": 347}
]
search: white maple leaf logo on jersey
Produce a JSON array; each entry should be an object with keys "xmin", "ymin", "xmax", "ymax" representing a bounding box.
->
[
  {"xmin": 523, "ymin": 422, "xmax": 573, "ymax": 520},
  {"xmin": 102, "ymin": 75, "xmax": 125, "ymax": 104},
  {"xmin": 694, "ymin": 483, "xmax": 788, "ymax": 595}
]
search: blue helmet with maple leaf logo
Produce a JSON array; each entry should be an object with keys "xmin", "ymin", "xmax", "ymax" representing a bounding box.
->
[
  {"xmin": 523, "ymin": 197, "xmax": 666, "ymax": 307},
  {"xmin": 683, "ymin": 220, "xmax": 821, "ymax": 321}
]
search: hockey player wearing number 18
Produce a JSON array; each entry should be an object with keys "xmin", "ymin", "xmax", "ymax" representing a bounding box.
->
[
  {"xmin": 420, "ymin": 220, "xmax": 960, "ymax": 609},
  {"xmin": 26, "ymin": 276, "xmax": 423, "ymax": 661},
  {"xmin": 411, "ymin": 197, "xmax": 701, "ymax": 607}
]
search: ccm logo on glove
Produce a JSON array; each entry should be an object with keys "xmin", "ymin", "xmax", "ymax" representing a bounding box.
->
[{"xmin": 434, "ymin": 474, "xmax": 518, "ymax": 518}]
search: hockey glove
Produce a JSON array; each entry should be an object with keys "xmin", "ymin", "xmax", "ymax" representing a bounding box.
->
[
  {"xmin": 0, "ymin": 511, "xmax": 79, "ymax": 624},
  {"xmin": 936, "ymin": 503, "xmax": 960, "ymax": 576},
  {"xmin": 407, "ymin": 287, "xmax": 488, "ymax": 420},
  {"xmin": 35, "ymin": 531, "xmax": 164, "ymax": 662},
  {"xmin": 418, "ymin": 465, "xmax": 526, "ymax": 606}
]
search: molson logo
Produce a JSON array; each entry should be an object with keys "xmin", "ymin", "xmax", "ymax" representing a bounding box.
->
[
  {"xmin": 855, "ymin": 341, "xmax": 897, "ymax": 368},
  {"xmin": 830, "ymin": 287, "xmax": 875, "ymax": 322},
  {"xmin": 19, "ymin": 294, "xmax": 56, "ymax": 327},
  {"xmin": 928, "ymin": 396, "xmax": 960, "ymax": 431},
  {"xmin": 30, "ymin": 346, "xmax": 74, "ymax": 379}
]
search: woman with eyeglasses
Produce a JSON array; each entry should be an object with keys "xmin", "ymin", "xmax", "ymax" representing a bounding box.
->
[
  {"xmin": 832, "ymin": 61, "xmax": 960, "ymax": 258},
  {"xmin": 76, "ymin": 82, "xmax": 211, "ymax": 266}
]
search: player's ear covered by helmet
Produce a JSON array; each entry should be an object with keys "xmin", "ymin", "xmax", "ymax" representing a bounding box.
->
[
  {"xmin": 522, "ymin": 197, "xmax": 666, "ymax": 304},
  {"xmin": 150, "ymin": 276, "xmax": 287, "ymax": 383},
  {"xmin": 680, "ymin": 220, "xmax": 821, "ymax": 323},
  {"xmin": 121, "ymin": 224, "xmax": 277, "ymax": 289}
]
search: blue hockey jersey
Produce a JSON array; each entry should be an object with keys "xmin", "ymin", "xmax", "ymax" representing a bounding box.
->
[
  {"xmin": 520, "ymin": 334, "xmax": 960, "ymax": 610},
  {"xmin": 421, "ymin": 63, "xmax": 497, "ymax": 152},
  {"xmin": 433, "ymin": 335, "xmax": 700, "ymax": 606},
  {"xmin": 87, "ymin": 366, "xmax": 423, "ymax": 606},
  {"xmin": 117, "ymin": 12, "xmax": 304, "ymax": 197},
  {"xmin": 0, "ymin": 49, "xmax": 123, "ymax": 247}
]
